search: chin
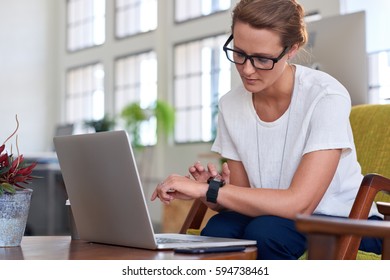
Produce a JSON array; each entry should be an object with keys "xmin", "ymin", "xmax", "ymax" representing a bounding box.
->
[{"xmin": 242, "ymin": 79, "xmax": 264, "ymax": 93}]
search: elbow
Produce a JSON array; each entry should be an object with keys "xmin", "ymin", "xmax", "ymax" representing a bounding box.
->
[
  {"xmin": 296, "ymin": 201, "xmax": 318, "ymax": 217},
  {"xmin": 285, "ymin": 199, "xmax": 317, "ymax": 219}
]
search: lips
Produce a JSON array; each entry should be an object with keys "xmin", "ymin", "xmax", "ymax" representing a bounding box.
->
[{"xmin": 243, "ymin": 76, "xmax": 259, "ymax": 85}]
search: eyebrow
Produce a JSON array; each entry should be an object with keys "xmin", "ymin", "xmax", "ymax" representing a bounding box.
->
[{"xmin": 232, "ymin": 46, "xmax": 278, "ymax": 58}]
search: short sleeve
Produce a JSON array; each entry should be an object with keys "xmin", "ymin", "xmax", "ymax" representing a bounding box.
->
[
  {"xmin": 303, "ymin": 94, "xmax": 353, "ymax": 156},
  {"xmin": 211, "ymin": 109, "xmax": 241, "ymax": 161}
]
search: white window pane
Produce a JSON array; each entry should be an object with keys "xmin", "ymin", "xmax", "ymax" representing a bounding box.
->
[
  {"xmin": 201, "ymin": 106, "xmax": 212, "ymax": 141},
  {"xmin": 188, "ymin": 42, "xmax": 201, "ymax": 73},
  {"xmin": 188, "ymin": 76, "xmax": 202, "ymax": 107},
  {"xmin": 175, "ymin": 1, "xmax": 186, "ymax": 22},
  {"xmin": 174, "ymin": 79, "xmax": 188, "ymax": 108},
  {"xmin": 92, "ymin": 90, "xmax": 105, "ymax": 119},
  {"xmin": 114, "ymin": 51, "xmax": 158, "ymax": 146},
  {"xmin": 116, "ymin": 10, "xmax": 126, "ymax": 38},
  {"xmin": 115, "ymin": 0, "xmax": 157, "ymax": 38},
  {"xmin": 173, "ymin": 34, "xmax": 231, "ymax": 143},
  {"xmin": 174, "ymin": 111, "xmax": 188, "ymax": 142},
  {"xmin": 65, "ymin": 63, "xmax": 105, "ymax": 125},
  {"xmin": 175, "ymin": 0, "xmax": 231, "ymax": 22},
  {"xmin": 67, "ymin": 0, "xmax": 106, "ymax": 52},
  {"xmin": 219, "ymin": 0, "xmax": 231, "ymax": 10},
  {"xmin": 189, "ymin": 109, "xmax": 202, "ymax": 141},
  {"xmin": 175, "ymin": 45, "xmax": 187, "ymax": 76}
]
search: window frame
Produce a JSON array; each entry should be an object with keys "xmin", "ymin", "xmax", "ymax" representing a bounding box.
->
[
  {"xmin": 64, "ymin": 61, "xmax": 105, "ymax": 126},
  {"xmin": 114, "ymin": 0, "xmax": 158, "ymax": 40},
  {"xmin": 174, "ymin": 0, "xmax": 231, "ymax": 24},
  {"xmin": 66, "ymin": 0, "xmax": 106, "ymax": 52},
  {"xmin": 173, "ymin": 33, "xmax": 231, "ymax": 144},
  {"xmin": 114, "ymin": 49, "xmax": 158, "ymax": 146}
]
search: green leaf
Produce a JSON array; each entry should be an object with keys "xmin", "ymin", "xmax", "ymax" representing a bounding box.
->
[{"xmin": 0, "ymin": 182, "xmax": 16, "ymax": 194}]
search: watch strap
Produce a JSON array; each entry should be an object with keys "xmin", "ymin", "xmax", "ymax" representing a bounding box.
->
[{"xmin": 206, "ymin": 178, "xmax": 225, "ymax": 203}]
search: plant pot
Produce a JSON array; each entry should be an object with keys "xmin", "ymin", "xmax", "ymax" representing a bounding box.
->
[{"xmin": 0, "ymin": 189, "xmax": 33, "ymax": 247}]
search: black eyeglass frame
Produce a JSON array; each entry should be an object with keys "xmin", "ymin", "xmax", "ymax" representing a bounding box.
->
[{"xmin": 223, "ymin": 34, "xmax": 290, "ymax": 70}]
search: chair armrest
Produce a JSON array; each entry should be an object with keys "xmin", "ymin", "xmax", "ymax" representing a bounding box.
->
[
  {"xmin": 377, "ymin": 201, "xmax": 390, "ymax": 220},
  {"xmin": 179, "ymin": 199, "xmax": 208, "ymax": 234},
  {"xmin": 350, "ymin": 174, "xmax": 390, "ymax": 219},
  {"xmin": 296, "ymin": 214, "xmax": 390, "ymax": 237},
  {"xmin": 295, "ymin": 214, "xmax": 390, "ymax": 259}
]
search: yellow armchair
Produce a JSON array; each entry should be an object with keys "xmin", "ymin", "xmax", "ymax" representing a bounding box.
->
[
  {"xmin": 296, "ymin": 104, "xmax": 390, "ymax": 259},
  {"xmin": 180, "ymin": 104, "xmax": 390, "ymax": 260}
]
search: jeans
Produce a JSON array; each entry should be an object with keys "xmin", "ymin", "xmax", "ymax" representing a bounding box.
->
[{"xmin": 200, "ymin": 211, "xmax": 383, "ymax": 260}]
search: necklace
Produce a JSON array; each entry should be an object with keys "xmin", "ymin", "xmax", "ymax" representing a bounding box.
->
[{"xmin": 254, "ymin": 64, "xmax": 296, "ymax": 189}]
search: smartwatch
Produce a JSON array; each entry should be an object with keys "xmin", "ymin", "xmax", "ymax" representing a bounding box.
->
[{"xmin": 206, "ymin": 177, "xmax": 225, "ymax": 203}]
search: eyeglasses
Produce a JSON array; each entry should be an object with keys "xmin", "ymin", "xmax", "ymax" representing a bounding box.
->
[{"xmin": 223, "ymin": 35, "xmax": 290, "ymax": 70}]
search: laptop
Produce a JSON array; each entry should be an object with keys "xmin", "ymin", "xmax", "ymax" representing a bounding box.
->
[{"xmin": 53, "ymin": 130, "xmax": 256, "ymax": 250}]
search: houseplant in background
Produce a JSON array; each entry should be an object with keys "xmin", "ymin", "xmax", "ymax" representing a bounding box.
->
[
  {"xmin": 0, "ymin": 116, "xmax": 38, "ymax": 247},
  {"xmin": 120, "ymin": 100, "xmax": 175, "ymax": 148},
  {"xmin": 120, "ymin": 100, "xmax": 175, "ymax": 179},
  {"xmin": 84, "ymin": 113, "xmax": 116, "ymax": 133}
]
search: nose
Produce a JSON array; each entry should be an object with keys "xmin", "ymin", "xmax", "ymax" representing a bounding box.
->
[{"xmin": 241, "ymin": 58, "xmax": 256, "ymax": 75}]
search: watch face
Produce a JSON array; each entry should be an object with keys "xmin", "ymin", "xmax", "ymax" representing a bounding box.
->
[
  {"xmin": 206, "ymin": 177, "xmax": 225, "ymax": 203},
  {"xmin": 207, "ymin": 177, "xmax": 225, "ymax": 185}
]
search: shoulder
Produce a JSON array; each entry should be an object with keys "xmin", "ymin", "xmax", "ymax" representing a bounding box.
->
[
  {"xmin": 296, "ymin": 65, "xmax": 350, "ymax": 95},
  {"xmin": 294, "ymin": 65, "xmax": 351, "ymax": 106},
  {"xmin": 219, "ymin": 84, "xmax": 251, "ymax": 110}
]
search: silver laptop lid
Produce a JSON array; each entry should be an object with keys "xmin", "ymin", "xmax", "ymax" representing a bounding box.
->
[
  {"xmin": 54, "ymin": 130, "xmax": 158, "ymax": 249},
  {"xmin": 54, "ymin": 130, "xmax": 257, "ymax": 250}
]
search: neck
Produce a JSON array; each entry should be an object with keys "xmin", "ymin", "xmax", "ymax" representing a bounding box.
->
[{"xmin": 253, "ymin": 64, "xmax": 295, "ymax": 122}]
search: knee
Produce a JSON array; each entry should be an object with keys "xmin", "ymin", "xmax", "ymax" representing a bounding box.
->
[
  {"xmin": 243, "ymin": 216, "xmax": 277, "ymax": 241},
  {"xmin": 243, "ymin": 216, "xmax": 305, "ymax": 260},
  {"xmin": 201, "ymin": 211, "xmax": 251, "ymax": 239}
]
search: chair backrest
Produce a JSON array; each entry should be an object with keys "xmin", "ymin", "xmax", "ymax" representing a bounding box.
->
[
  {"xmin": 335, "ymin": 104, "xmax": 390, "ymax": 259},
  {"xmin": 350, "ymin": 104, "xmax": 390, "ymax": 203}
]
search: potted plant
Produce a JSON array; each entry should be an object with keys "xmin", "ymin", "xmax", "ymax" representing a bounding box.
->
[
  {"xmin": 0, "ymin": 116, "xmax": 38, "ymax": 247},
  {"xmin": 84, "ymin": 114, "xmax": 116, "ymax": 132},
  {"xmin": 120, "ymin": 100, "xmax": 175, "ymax": 180},
  {"xmin": 120, "ymin": 100, "xmax": 175, "ymax": 148}
]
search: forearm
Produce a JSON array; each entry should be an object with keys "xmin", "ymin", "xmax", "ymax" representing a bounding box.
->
[
  {"xmin": 215, "ymin": 184, "xmax": 307, "ymax": 219},
  {"xmin": 200, "ymin": 197, "xmax": 226, "ymax": 212}
]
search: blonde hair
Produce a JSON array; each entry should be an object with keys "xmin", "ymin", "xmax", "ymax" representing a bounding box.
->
[{"xmin": 231, "ymin": 0, "xmax": 308, "ymax": 48}]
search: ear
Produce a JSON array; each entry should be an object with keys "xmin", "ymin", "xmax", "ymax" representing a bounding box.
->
[{"xmin": 287, "ymin": 44, "xmax": 300, "ymax": 60}]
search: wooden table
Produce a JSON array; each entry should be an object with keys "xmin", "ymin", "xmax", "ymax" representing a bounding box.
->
[{"xmin": 0, "ymin": 236, "xmax": 257, "ymax": 260}]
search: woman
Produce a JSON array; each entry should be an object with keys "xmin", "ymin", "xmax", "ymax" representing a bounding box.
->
[{"xmin": 151, "ymin": 0, "xmax": 382, "ymax": 259}]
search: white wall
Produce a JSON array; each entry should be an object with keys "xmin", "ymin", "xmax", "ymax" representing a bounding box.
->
[
  {"xmin": 0, "ymin": 0, "xmax": 59, "ymax": 153},
  {"xmin": 341, "ymin": 0, "xmax": 390, "ymax": 53}
]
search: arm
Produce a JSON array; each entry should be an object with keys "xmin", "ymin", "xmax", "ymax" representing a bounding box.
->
[
  {"xmin": 217, "ymin": 149, "xmax": 342, "ymax": 219},
  {"xmin": 152, "ymin": 148, "xmax": 341, "ymax": 219},
  {"xmin": 150, "ymin": 159, "xmax": 250, "ymax": 209}
]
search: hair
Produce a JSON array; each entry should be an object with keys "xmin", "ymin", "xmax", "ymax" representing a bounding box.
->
[{"xmin": 231, "ymin": 0, "xmax": 308, "ymax": 49}]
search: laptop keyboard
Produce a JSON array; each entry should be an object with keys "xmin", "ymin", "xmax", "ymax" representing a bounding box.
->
[{"xmin": 156, "ymin": 237, "xmax": 203, "ymax": 244}]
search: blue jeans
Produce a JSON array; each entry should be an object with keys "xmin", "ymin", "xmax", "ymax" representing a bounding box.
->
[{"xmin": 200, "ymin": 211, "xmax": 383, "ymax": 260}]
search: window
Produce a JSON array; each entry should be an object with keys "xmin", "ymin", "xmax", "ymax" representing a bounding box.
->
[
  {"xmin": 174, "ymin": 35, "xmax": 231, "ymax": 143},
  {"xmin": 116, "ymin": 0, "xmax": 157, "ymax": 38},
  {"xmin": 368, "ymin": 50, "xmax": 390, "ymax": 104},
  {"xmin": 115, "ymin": 51, "xmax": 158, "ymax": 145},
  {"xmin": 175, "ymin": 0, "xmax": 231, "ymax": 22},
  {"xmin": 67, "ymin": 0, "xmax": 106, "ymax": 51},
  {"xmin": 341, "ymin": 0, "xmax": 390, "ymax": 104},
  {"xmin": 65, "ymin": 63, "xmax": 105, "ymax": 124}
]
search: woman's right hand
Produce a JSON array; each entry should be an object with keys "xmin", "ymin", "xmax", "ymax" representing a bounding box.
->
[{"xmin": 189, "ymin": 161, "xmax": 231, "ymax": 184}]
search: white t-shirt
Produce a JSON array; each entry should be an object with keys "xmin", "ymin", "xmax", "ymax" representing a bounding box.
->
[{"xmin": 211, "ymin": 65, "xmax": 379, "ymax": 217}]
